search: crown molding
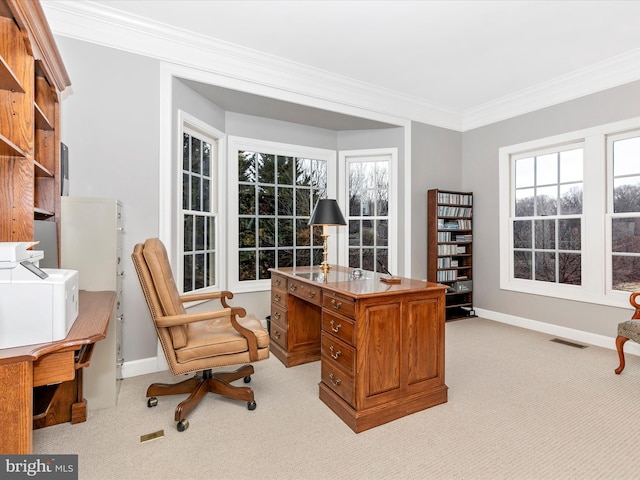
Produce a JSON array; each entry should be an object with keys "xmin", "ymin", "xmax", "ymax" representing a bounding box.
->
[
  {"xmin": 41, "ymin": 0, "xmax": 462, "ymax": 130},
  {"xmin": 462, "ymin": 48, "xmax": 640, "ymax": 131},
  {"xmin": 41, "ymin": 1, "xmax": 640, "ymax": 133}
]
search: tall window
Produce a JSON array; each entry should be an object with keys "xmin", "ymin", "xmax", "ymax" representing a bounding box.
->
[
  {"xmin": 609, "ymin": 133, "xmax": 640, "ymax": 292},
  {"xmin": 229, "ymin": 137, "xmax": 336, "ymax": 291},
  {"xmin": 512, "ymin": 146, "xmax": 583, "ymax": 285},
  {"xmin": 347, "ymin": 159, "xmax": 390, "ymax": 272},
  {"xmin": 500, "ymin": 117, "xmax": 640, "ymax": 308},
  {"xmin": 181, "ymin": 126, "xmax": 218, "ymax": 293}
]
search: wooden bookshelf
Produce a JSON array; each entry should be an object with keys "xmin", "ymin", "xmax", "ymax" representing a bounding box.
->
[
  {"xmin": 0, "ymin": 0, "xmax": 71, "ymax": 251},
  {"xmin": 427, "ymin": 189, "xmax": 476, "ymax": 320}
]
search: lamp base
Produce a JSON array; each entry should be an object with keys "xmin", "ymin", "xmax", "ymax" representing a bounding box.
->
[{"xmin": 320, "ymin": 261, "xmax": 331, "ymax": 276}]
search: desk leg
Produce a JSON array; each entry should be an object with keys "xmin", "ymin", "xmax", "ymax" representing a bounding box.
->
[
  {"xmin": 0, "ymin": 360, "xmax": 33, "ymax": 454},
  {"xmin": 71, "ymin": 368, "xmax": 86, "ymax": 424}
]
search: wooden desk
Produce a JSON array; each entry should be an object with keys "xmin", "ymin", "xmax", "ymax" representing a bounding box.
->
[
  {"xmin": 0, "ymin": 290, "xmax": 115, "ymax": 454},
  {"xmin": 269, "ymin": 266, "xmax": 448, "ymax": 433}
]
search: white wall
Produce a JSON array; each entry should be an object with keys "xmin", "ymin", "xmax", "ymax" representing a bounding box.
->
[{"xmin": 56, "ymin": 36, "xmax": 161, "ymax": 365}]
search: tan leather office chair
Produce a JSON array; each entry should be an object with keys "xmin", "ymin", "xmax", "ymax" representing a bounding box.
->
[
  {"xmin": 615, "ymin": 291, "xmax": 640, "ymax": 374},
  {"xmin": 131, "ymin": 238, "xmax": 269, "ymax": 431}
]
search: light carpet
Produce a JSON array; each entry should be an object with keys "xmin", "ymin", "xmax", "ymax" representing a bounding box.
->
[{"xmin": 33, "ymin": 317, "xmax": 640, "ymax": 480}]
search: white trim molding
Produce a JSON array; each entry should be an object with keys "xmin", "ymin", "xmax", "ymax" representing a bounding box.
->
[
  {"xmin": 42, "ymin": 2, "xmax": 640, "ymax": 132},
  {"xmin": 41, "ymin": 0, "xmax": 460, "ymax": 131}
]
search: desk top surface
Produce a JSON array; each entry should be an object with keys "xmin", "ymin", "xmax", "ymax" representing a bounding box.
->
[
  {"xmin": 0, "ymin": 290, "xmax": 116, "ymax": 364},
  {"xmin": 271, "ymin": 266, "xmax": 447, "ymax": 298}
]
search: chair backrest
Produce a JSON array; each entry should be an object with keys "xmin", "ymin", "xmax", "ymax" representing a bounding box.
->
[{"xmin": 131, "ymin": 238, "xmax": 188, "ymax": 351}]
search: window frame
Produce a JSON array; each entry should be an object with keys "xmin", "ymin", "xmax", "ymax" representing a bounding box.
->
[
  {"xmin": 606, "ymin": 129, "xmax": 640, "ymax": 296},
  {"xmin": 227, "ymin": 136, "xmax": 337, "ymax": 293},
  {"xmin": 510, "ymin": 142, "xmax": 585, "ymax": 286},
  {"xmin": 499, "ymin": 116, "xmax": 640, "ymax": 309},
  {"xmin": 338, "ymin": 148, "xmax": 398, "ymax": 275},
  {"xmin": 177, "ymin": 111, "xmax": 226, "ymax": 295}
]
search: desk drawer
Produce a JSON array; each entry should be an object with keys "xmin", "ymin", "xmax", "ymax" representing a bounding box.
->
[
  {"xmin": 322, "ymin": 311, "xmax": 355, "ymax": 346},
  {"xmin": 321, "ymin": 332, "xmax": 355, "ymax": 375},
  {"xmin": 287, "ymin": 279, "xmax": 322, "ymax": 306},
  {"xmin": 270, "ymin": 305, "xmax": 287, "ymax": 329},
  {"xmin": 271, "ymin": 289, "xmax": 287, "ymax": 309},
  {"xmin": 271, "ymin": 274, "xmax": 287, "ymax": 291},
  {"xmin": 270, "ymin": 323, "xmax": 287, "ymax": 350},
  {"xmin": 321, "ymin": 360, "xmax": 354, "ymax": 406},
  {"xmin": 322, "ymin": 292, "xmax": 355, "ymax": 318},
  {"xmin": 33, "ymin": 350, "xmax": 75, "ymax": 387}
]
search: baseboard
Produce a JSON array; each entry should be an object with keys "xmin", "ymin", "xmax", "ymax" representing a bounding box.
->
[
  {"xmin": 120, "ymin": 356, "xmax": 167, "ymax": 378},
  {"xmin": 475, "ymin": 307, "xmax": 640, "ymax": 357}
]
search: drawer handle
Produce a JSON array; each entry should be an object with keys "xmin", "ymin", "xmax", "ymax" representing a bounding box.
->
[
  {"xmin": 329, "ymin": 373, "xmax": 341, "ymax": 387},
  {"xmin": 274, "ymin": 331, "xmax": 281, "ymax": 339},
  {"xmin": 290, "ymin": 284, "xmax": 298, "ymax": 291},
  {"xmin": 307, "ymin": 291, "xmax": 316, "ymax": 298},
  {"xmin": 329, "ymin": 320, "xmax": 342, "ymax": 333},
  {"xmin": 329, "ymin": 346, "xmax": 341, "ymax": 359},
  {"xmin": 274, "ymin": 312, "xmax": 281, "ymax": 320},
  {"xmin": 275, "ymin": 279, "xmax": 282, "ymax": 286},
  {"xmin": 331, "ymin": 299, "xmax": 342, "ymax": 310},
  {"xmin": 274, "ymin": 294, "xmax": 281, "ymax": 302}
]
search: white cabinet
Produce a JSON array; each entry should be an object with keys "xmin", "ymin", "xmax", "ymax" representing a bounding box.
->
[{"xmin": 61, "ymin": 197, "xmax": 123, "ymax": 410}]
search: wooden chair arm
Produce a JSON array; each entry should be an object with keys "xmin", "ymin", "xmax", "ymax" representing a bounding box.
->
[
  {"xmin": 155, "ymin": 307, "xmax": 235, "ymax": 328},
  {"xmin": 631, "ymin": 292, "xmax": 640, "ymax": 319},
  {"xmin": 228, "ymin": 313, "xmax": 259, "ymax": 361},
  {"xmin": 180, "ymin": 290, "xmax": 234, "ymax": 308}
]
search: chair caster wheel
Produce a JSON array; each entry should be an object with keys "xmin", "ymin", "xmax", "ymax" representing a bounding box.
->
[
  {"xmin": 247, "ymin": 400, "xmax": 257, "ymax": 410},
  {"xmin": 147, "ymin": 397, "xmax": 158, "ymax": 408},
  {"xmin": 243, "ymin": 376, "xmax": 251, "ymax": 383},
  {"xmin": 177, "ymin": 419, "xmax": 189, "ymax": 432}
]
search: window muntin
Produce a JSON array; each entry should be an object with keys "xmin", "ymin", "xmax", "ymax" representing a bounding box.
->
[
  {"xmin": 511, "ymin": 147, "xmax": 583, "ymax": 286},
  {"xmin": 237, "ymin": 151, "xmax": 328, "ymax": 282},
  {"xmin": 182, "ymin": 129, "xmax": 217, "ymax": 293},
  {"xmin": 347, "ymin": 160, "xmax": 389, "ymax": 272},
  {"xmin": 609, "ymin": 133, "xmax": 640, "ymax": 292}
]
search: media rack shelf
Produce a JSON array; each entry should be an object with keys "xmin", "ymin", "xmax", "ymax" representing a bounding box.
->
[{"xmin": 427, "ymin": 189, "xmax": 476, "ymax": 320}]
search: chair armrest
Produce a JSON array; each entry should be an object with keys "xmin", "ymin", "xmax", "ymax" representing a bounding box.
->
[
  {"xmin": 155, "ymin": 307, "xmax": 235, "ymax": 328},
  {"xmin": 631, "ymin": 292, "xmax": 640, "ymax": 319},
  {"xmin": 228, "ymin": 313, "xmax": 259, "ymax": 361},
  {"xmin": 180, "ymin": 290, "xmax": 234, "ymax": 308}
]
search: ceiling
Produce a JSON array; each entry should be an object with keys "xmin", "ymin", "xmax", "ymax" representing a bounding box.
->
[{"xmin": 45, "ymin": 0, "xmax": 640, "ymax": 131}]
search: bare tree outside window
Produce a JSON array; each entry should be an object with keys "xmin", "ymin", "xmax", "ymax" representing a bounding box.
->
[
  {"xmin": 512, "ymin": 148, "xmax": 583, "ymax": 285},
  {"xmin": 611, "ymin": 135, "xmax": 640, "ymax": 291},
  {"xmin": 347, "ymin": 160, "xmax": 389, "ymax": 272}
]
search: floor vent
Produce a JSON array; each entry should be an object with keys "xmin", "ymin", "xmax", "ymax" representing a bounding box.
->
[{"xmin": 550, "ymin": 338, "xmax": 587, "ymax": 349}]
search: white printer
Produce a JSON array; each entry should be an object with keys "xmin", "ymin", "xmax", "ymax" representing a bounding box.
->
[{"xmin": 0, "ymin": 242, "xmax": 79, "ymax": 349}]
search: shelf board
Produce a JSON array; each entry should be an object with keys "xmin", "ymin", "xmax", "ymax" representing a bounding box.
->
[
  {"xmin": 0, "ymin": 132, "xmax": 27, "ymax": 157},
  {"xmin": 0, "ymin": 55, "xmax": 25, "ymax": 92},
  {"xmin": 34, "ymin": 102, "xmax": 54, "ymax": 130},
  {"xmin": 34, "ymin": 159, "xmax": 54, "ymax": 177}
]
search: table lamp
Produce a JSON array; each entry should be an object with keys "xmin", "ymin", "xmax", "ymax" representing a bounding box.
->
[{"xmin": 308, "ymin": 199, "xmax": 347, "ymax": 276}]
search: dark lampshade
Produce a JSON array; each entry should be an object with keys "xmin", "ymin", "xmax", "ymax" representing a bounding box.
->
[{"xmin": 308, "ymin": 199, "xmax": 347, "ymax": 226}]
